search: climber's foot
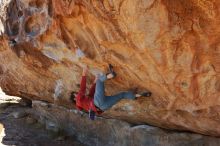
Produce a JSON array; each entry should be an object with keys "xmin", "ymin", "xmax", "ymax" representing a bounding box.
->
[
  {"xmin": 106, "ymin": 64, "xmax": 117, "ymax": 79},
  {"xmin": 135, "ymin": 91, "xmax": 152, "ymax": 98}
]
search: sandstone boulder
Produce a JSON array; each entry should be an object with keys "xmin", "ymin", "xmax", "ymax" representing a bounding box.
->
[{"xmin": 0, "ymin": 0, "xmax": 220, "ymax": 136}]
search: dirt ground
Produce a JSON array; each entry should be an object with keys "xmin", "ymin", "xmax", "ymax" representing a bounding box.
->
[{"xmin": 0, "ymin": 89, "xmax": 84, "ymax": 146}]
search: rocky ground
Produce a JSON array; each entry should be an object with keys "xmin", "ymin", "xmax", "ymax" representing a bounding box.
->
[
  {"xmin": 0, "ymin": 90, "xmax": 84, "ymax": 146},
  {"xmin": 1, "ymin": 89, "xmax": 220, "ymax": 146}
]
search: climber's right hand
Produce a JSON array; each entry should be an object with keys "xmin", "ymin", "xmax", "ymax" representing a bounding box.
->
[{"xmin": 82, "ymin": 65, "xmax": 88, "ymax": 76}]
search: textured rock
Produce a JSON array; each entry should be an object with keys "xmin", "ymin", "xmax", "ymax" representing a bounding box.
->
[
  {"xmin": 12, "ymin": 111, "xmax": 27, "ymax": 119},
  {"xmin": 0, "ymin": 0, "xmax": 220, "ymax": 136},
  {"xmin": 32, "ymin": 100, "xmax": 220, "ymax": 146},
  {"xmin": 25, "ymin": 116, "xmax": 37, "ymax": 124},
  {"xmin": 0, "ymin": 99, "xmax": 84, "ymax": 146}
]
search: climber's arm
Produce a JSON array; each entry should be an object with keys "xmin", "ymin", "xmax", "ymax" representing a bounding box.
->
[
  {"xmin": 78, "ymin": 76, "xmax": 86, "ymax": 96},
  {"xmin": 78, "ymin": 66, "xmax": 88, "ymax": 96},
  {"xmin": 88, "ymin": 77, "xmax": 97, "ymax": 97}
]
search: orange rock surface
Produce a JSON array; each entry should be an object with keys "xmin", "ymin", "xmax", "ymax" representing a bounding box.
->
[{"xmin": 1, "ymin": 0, "xmax": 220, "ymax": 136}]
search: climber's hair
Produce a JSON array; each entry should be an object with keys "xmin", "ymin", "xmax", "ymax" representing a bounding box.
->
[{"xmin": 70, "ymin": 91, "xmax": 77, "ymax": 103}]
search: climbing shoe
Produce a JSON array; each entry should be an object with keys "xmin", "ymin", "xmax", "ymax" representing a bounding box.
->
[
  {"xmin": 140, "ymin": 91, "xmax": 152, "ymax": 97},
  {"xmin": 106, "ymin": 64, "xmax": 117, "ymax": 79},
  {"xmin": 9, "ymin": 39, "xmax": 17, "ymax": 46},
  {"xmin": 135, "ymin": 92, "xmax": 152, "ymax": 98}
]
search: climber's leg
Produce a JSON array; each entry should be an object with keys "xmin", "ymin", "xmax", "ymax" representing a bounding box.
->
[
  {"xmin": 94, "ymin": 74, "xmax": 107, "ymax": 108},
  {"xmin": 94, "ymin": 64, "xmax": 117, "ymax": 108},
  {"xmin": 98, "ymin": 91, "xmax": 136, "ymax": 110}
]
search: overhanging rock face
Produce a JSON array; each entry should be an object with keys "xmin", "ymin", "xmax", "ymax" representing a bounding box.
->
[{"xmin": 1, "ymin": 0, "xmax": 220, "ymax": 136}]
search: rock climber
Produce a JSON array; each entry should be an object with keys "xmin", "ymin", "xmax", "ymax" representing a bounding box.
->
[{"xmin": 71, "ymin": 64, "xmax": 152, "ymax": 120}]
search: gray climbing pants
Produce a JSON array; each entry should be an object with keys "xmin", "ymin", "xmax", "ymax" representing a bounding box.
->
[{"xmin": 94, "ymin": 75, "xmax": 135, "ymax": 111}]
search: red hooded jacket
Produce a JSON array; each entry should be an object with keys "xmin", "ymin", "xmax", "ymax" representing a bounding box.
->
[{"xmin": 75, "ymin": 76, "xmax": 102, "ymax": 114}]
